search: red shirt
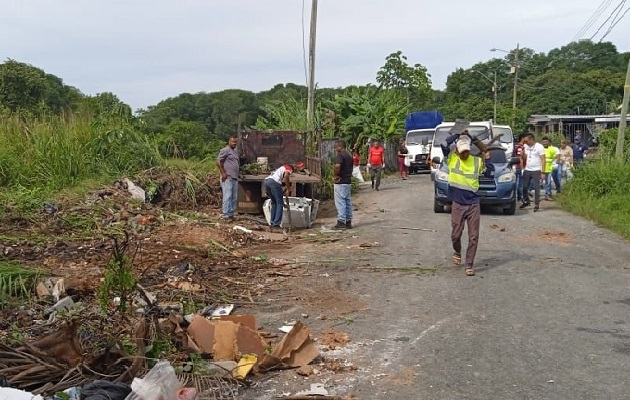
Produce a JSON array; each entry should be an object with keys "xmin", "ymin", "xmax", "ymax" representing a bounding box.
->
[{"xmin": 368, "ymin": 146, "xmax": 384, "ymax": 165}]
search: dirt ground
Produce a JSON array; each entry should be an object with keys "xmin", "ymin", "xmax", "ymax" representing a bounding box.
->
[{"xmin": 3, "ymin": 172, "xmax": 630, "ymax": 399}]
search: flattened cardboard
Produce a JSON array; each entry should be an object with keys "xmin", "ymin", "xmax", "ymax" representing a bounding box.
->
[
  {"xmin": 260, "ymin": 321, "xmax": 318, "ymax": 370},
  {"xmin": 187, "ymin": 316, "xmax": 266, "ymax": 364},
  {"xmin": 219, "ymin": 314, "xmax": 256, "ymax": 330}
]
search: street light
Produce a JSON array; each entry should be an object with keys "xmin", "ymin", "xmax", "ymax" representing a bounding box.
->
[
  {"xmin": 491, "ymin": 43, "xmax": 520, "ymax": 126},
  {"xmin": 473, "ymin": 70, "xmax": 497, "ymax": 123}
]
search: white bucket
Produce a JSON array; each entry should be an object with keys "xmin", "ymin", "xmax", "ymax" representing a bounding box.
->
[{"xmin": 256, "ymin": 157, "xmax": 268, "ymax": 167}]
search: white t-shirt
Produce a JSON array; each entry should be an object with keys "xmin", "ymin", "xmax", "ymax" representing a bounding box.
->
[
  {"xmin": 524, "ymin": 142, "xmax": 545, "ymax": 171},
  {"xmin": 267, "ymin": 165, "xmax": 292, "ymax": 184}
]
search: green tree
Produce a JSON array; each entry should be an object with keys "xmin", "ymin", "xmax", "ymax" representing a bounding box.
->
[{"xmin": 376, "ymin": 51, "xmax": 432, "ymax": 109}]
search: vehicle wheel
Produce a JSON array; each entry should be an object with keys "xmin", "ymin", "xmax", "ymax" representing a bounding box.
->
[
  {"xmin": 434, "ymin": 199, "xmax": 445, "ymax": 213},
  {"xmin": 503, "ymin": 199, "xmax": 517, "ymax": 215}
]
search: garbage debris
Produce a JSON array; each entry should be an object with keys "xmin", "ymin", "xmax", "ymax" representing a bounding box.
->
[
  {"xmin": 0, "ymin": 387, "xmax": 44, "ymax": 400},
  {"xmin": 294, "ymin": 383, "xmax": 329, "ymax": 396},
  {"xmin": 120, "ymin": 178, "xmax": 146, "ymax": 202},
  {"xmin": 80, "ymin": 380, "xmax": 131, "ymax": 400},
  {"xmin": 232, "ymin": 354, "xmax": 257, "ymax": 379},
  {"xmin": 187, "ymin": 316, "xmax": 267, "ymax": 363},
  {"xmin": 44, "ymin": 296, "xmax": 75, "ymax": 317},
  {"xmin": 260, "ymin": 321, "xmax": 318, "ymax": 371},
  {"xmin": 125, "ymin": 361, "xmax": 197, "ymax": 400}
]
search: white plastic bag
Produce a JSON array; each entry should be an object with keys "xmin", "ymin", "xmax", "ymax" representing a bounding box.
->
[
  {"xmin": 403, "ymin": 157, "xmax": 411, "ymax": 167},
  {"xmin": 124, "ymin": 361, "xmax": 198, "ymax": 400}
]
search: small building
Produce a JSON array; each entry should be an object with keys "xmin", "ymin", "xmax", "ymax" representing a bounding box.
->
[{"xmin": 529, "ymin": 114, "xmax": 630, "ymax": 146}]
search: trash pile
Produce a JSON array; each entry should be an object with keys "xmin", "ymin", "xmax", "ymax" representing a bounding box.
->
[{"xmin": 0, "ymin": 171, "xmax": 352, "ymax": 399}]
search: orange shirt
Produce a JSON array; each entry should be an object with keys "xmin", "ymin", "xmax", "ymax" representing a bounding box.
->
[{"xmin": 368, "ymin": 146, "xmax": 384, "ymax": 165}]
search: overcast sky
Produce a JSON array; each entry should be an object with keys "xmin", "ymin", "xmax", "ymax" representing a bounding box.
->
[{"xmin": 2, "ymin": 0, "xmax": 628, "ymax": 111}]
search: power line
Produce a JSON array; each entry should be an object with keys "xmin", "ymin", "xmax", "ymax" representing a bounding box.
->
[
  {"xmin": 590, "ymin": 0, "xmax": 626, "ymax": 40},
  {"xmin": 573, "ymin": 0, "xmax": 613, "ymax": 41},
  {"xmin": 599, "ymin": 5, "xmax": 630, "ymax": 41}
]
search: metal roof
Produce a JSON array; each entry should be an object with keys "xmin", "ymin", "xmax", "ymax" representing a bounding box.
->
[{"xmin": 530, "ymin": 114, "xmax": 614, "ymax": 121}]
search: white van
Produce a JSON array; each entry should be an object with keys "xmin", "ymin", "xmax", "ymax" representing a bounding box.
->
[
  {"xmin": 493, "ymin": 125, "xmax": 514, "ymax": 157},
  {"xmin": 429, "ymin": 121, "xmax": 493, "ymax": 181},
  {"xmin": 405, "ymin": 128, "xmax": 434, "ymax": 174}
]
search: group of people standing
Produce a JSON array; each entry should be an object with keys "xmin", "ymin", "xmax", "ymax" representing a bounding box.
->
[{"xmin": 513, "ymin": 133, "xmax": 586, "ymax": 211}]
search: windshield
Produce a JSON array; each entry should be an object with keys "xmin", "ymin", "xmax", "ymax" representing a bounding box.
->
[
  {"xmin": 406, "ymin": 131, "xmax": 433, "ymax": 145},
  {"xmin": 488, "ymin": 148, "xmax": 508, "ymax": 164},
  {"xmin": 433, "ymin": 125, "xmax": 491, "ymax": 146},
  {"xmin": 493, "ymin": 127, "xmax": 513, "ymax": 144}
]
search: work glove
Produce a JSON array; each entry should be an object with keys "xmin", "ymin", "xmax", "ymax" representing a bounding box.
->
[{"xmin": 381, "ymin": 164, "xmax": 385, "ymax": 169}]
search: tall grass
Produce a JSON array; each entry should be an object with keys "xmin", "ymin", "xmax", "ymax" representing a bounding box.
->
[
  {"xmin": 0, "ymin": 110, "xmax": 163, "ymax": 213},
  {"xmin": 0, "ymin": 110, "xmax": 162, "ymax": 189},
  {"xmin": 560, "ymin": 156, "xmax": 630, "ymax": 239}
]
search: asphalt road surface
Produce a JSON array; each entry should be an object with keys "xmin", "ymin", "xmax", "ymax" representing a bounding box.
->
[{"xmin": 250, "ymin": 173, "xmax": 630, "ymax": 400}]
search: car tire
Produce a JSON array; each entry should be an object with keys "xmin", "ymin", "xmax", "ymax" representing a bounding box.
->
[
  {"xmin": 434, "ymin": 199, "xmax": 445, "ymax": 213},
  {"xmin": 503, "ymin": 199, "xmax": 517, "ymax": 215}
]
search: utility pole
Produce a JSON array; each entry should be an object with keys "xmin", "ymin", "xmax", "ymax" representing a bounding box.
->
[
  {"xmin": 616, "ymin": 57, "xmax": 630, "ymax": 159},
  {"xmin": 511, "ymin": 43, "xmax": 520, "ymax": 127},
  {"xmin": 306, "ymin": 0, "xmax": 318, "ymax": 154},
  {"xmin": 493, "ymin": 71, "xmax": 497, "ymax": 124}
]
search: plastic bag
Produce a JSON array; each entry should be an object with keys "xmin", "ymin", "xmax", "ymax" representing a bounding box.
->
[
  {"xmin": 124, "ymin": 361, "xmax": 198, "ymax": 400},
  {"xmin": 403, "ymin": 157, "xmax": 411, "ymax": 167}
]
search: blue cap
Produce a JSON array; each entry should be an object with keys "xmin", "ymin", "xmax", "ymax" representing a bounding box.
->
[{"xmin": 574, "ymin": 135, "xmax": 581, "ymax": 141}]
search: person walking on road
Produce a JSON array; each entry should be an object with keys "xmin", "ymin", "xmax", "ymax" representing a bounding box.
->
[
  {"xmin": 520, "ymin": 133, "xmax": 546, "ymax": 212},
  {"xmin": 398, "ymin": 139, "xmax": 409, "ymax": 180},
  {"xmin": 441, "ymin": 130, "xmax": 494, "ymax": 276},
  {"xmin": 333, "ymin": 140, "xmax": 354, "ymax": 230},
  {"xmin": 352, "ymin": 147, "xmax": 365, "ymax": 183},
  {"xmin": 368, "ymin": 140, "xmax": 385, "ymax": 191},
  {"xmin": 216, "ymin": 135, "xmax": 240, "ymax": 221}
]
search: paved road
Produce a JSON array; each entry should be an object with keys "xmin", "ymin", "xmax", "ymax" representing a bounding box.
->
[{"xmin": 250, "ymin": 173, "xmax": 630, "ymax": 400}]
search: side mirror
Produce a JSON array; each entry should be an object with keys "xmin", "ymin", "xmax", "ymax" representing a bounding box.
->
[
  {"xmin": 421, "ymin": 137, "xmax": 429, "ymax": 146},
  {"xmin": 432, "ymin": 157, "xmax": 442, "ymax": 165},
  {"xmin": 509, "ymin": 157, "xmax": 521, "ymax": 165}
]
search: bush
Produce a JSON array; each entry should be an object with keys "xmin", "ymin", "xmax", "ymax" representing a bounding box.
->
[{"xmin": 561, "ymin": 157, "xmax": 630, "ymax": 239}]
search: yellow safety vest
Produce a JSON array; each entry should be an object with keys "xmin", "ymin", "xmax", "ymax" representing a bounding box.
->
[{"xmin": 447, "ymin": 153, "xmax": 484, "ymax": 192}]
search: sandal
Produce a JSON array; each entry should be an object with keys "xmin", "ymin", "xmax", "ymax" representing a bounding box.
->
[
  {"xmin": 452, "ymin": 254, "xmax": 462, "ymax": 266},
  {"xmin": 465, "ymin": 267, "xmax": 475, "ymax": 276}
]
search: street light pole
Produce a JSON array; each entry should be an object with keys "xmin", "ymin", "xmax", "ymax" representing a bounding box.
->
[
  {"xmin": 306, "ymin": 0, "xmax": 318, "ymax": 154},
  {"xmin": 491, "ymin": 44, "xmax": 520, "ymax": 127}
]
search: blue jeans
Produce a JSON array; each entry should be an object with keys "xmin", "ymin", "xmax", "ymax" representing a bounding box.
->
[
  {"xmin": 265, "ymin": 178, "xmax": 284, "ymax": 226},
  {"xmin": 220, "ymin": 177, "xmax": 238, "ymax": 218},
  {"xmin": 544, "ymin": 168, "xmax": 562, "ymax": 197},
  {"xmin": 552, "ymin": 167, "xmax": 561, "ymax": 193},
  {"xmin": 515, "ymin": 169, "xmax": 523, "ymax": 201},
  {"xmin": 334, "ymin": 184, "xmax": 352, "ymax": 223}
]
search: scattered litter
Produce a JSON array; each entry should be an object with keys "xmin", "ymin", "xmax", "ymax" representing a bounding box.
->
[
  {"xmin": 260, "ymin": 321, "xmax": 319, "ymax": 371},
  {"xmin": 43, "ymin": 203, "xmax": 59, "ymax": 214},
  {"xmin": 0, "ymin": 387, "xmax": 44, "ymax": 400},
  {"xmin": 232, "ymin": 353, "xmax": 257, "ymax": 379},
  {"xmin": 126, "ymin": 361, "xmax": 197, "ymax": 400},
  {"xmin": 398, "ymin": 227, "xmax": 437, "ymax": 232},
  {"xmin": 43, "ymin": 296, "xmax": 75, "ymax": 317},
  {"xmin": 301, "ymin": 313, "xmax": 309, "ymax": 319},
  {"xmin": 279, "ymin": 325, "xmax": 294, "ymax": 334},
  {"xmin": 211, "ymin": 304, "xmax": 234, "ymax": 317},
  {"xmin": 547, "ymin": 380, "xmax": 555, "ymax": 383},
  {"xmin": 294, "ymin": 383, "xmax": 329, "ymax": 396},
  {"xmin": 233, "ymin": 225, "xmax": 253, "ymax": 234},
  {"xmin": 120, "ymin": 178, "xmax": 146, "ymax": 202}
]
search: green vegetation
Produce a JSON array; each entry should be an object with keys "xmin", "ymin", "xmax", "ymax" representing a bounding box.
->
[
  {"xmin": 560, "ymin": 128, "xmax": 630, "ymax": 239},
  {"xmin": 0, "ymin": 260, "xmax": 43, "ymax": 301}
]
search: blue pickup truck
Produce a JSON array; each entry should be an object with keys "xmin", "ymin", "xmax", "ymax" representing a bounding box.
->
[{"xmin": 433, "ymin": 145, "xmax": 520, "ymax": 215}]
